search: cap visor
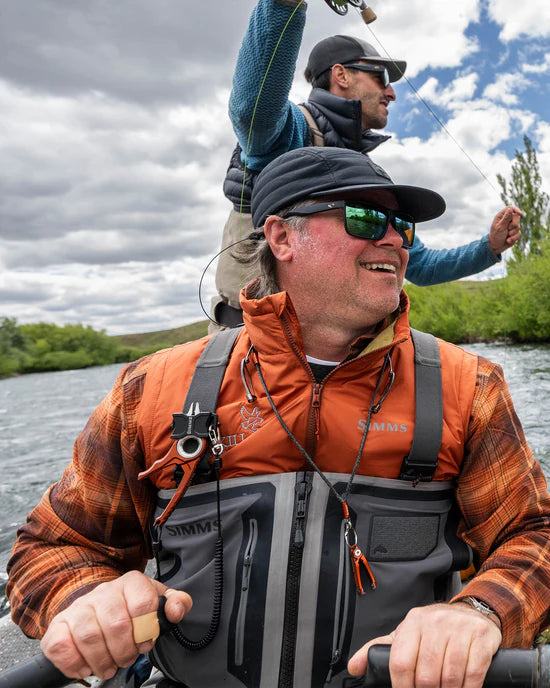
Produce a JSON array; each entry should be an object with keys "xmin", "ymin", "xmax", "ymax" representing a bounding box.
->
[
  {"xmin": 310, "ymin": 184, "xmax": 445, "ymax": 223},
  {"xmin": 361, "ymin": 57, "xmax": 407, "ymax": 82}
]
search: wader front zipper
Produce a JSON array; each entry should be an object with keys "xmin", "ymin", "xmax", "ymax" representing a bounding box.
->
[{"xmin": 278, "ymin": 472, "xmax": 313, "ymax": 687}]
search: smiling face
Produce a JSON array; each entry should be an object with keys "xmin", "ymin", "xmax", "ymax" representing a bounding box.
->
[{"xmin": 271, "ymin": 190, "xmax": 409, "ymax": 339}]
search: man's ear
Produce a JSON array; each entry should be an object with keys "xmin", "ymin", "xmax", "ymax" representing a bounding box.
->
[
  {"xmin": 264, "ymin": 216, "xmax": 294, "ymax": 262},
  {"xmin": 330, "ymin": 64, "xmax": 352, "ymax": 92}
]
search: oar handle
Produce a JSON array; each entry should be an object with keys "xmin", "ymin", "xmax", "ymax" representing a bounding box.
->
[
  {"xmin": 0, "ymin": 596, "xmax": 174, "ymax": 688},
  {"xmin": 365, "ymin": 644, "xmax": 550, "ymax": 688}
]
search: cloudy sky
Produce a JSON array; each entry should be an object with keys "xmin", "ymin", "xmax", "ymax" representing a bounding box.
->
[{"xmin": 1, "ymin": 0, "xmax": 549, "ymax": 335}]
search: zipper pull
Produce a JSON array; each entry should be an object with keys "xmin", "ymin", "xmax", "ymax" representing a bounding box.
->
[
  {"xmin": 342, "ymin": 502, "xmax": 376, "ymax": 595},
  {"xmin": 311, "ymin": 383, "xmax": 321, "ymax": 439},
  {"xmin": 294, "ymin": 476, "xmax": 312, "ymax": 547}
]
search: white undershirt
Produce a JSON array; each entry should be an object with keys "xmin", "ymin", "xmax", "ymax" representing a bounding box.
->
[{"xmin": 306, "ymin": 355, "xmax": 342, "ymax": 367}]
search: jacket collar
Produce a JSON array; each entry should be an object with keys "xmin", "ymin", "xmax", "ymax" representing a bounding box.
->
[
  {"xmin": 240, "ymin": 284, "xmax": 412, "ymax": 360},
  {"xmin": 307, "ymin": 88, "xmax": 390, "ymax": 153}
]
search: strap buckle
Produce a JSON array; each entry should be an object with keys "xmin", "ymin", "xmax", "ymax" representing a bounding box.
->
[{"xmin": 171, "ymin": 402, "xmax": 218, "ymax": 439}]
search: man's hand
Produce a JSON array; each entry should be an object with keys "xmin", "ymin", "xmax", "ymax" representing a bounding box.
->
[
  {"xmin": 40, "ymin": 571, "xmax": 192, "ymax": 681},
  {"xmin": 347, "ymin": 602, "xmax": 502, "ymax": 688},
  {"xmin": 488, "ymin": 206, "xmax": 523, "ymax": 255}
]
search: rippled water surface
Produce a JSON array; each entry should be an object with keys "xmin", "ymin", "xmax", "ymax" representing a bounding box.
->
[
  {"xmin": 0, "ymin": 364, "xmax": 124, "ymax": 578},
  {"xmin": 1, "ymin": 344, "xmax": 549, "ymax": 604}
]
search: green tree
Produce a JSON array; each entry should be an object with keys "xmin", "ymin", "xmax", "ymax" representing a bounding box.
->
[{"xmin": 497, "ymin": 135, "xmax": 550, "ymax": 264}]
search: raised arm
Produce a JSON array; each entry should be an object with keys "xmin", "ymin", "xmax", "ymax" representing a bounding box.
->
[
  {"xmin": 405, "ymin": 207, "xmax": 522, "ymax": 286},
  {"xmin": 229, "ymin": 0, "xmax": 309, "ymax": 170}
]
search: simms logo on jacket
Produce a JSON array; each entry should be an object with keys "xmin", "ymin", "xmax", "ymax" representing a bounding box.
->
[{"xmin": 357, "ymin": 419, "xmax": 408, "ymax": 433}]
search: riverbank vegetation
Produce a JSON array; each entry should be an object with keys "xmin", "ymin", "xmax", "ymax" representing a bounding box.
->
[
  {"xmin": 2, "ymin": 245, "xmax": 548, "ymax": 378},
  {"xmin": 407, "ymin": 236, "xmax": 550, "ymax": 342},
  {"xmin": 2, "ymin": 138, "xmax": 548, "ymax": 377},
  {"xmin": 0, "ymin": 318, "xmax": 209, "ymax": 378}
]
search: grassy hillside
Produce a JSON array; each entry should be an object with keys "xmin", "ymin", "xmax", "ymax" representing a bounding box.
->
[{"xmin": 113, "ymin": 320, "xmax": 209, "ymax": 352}]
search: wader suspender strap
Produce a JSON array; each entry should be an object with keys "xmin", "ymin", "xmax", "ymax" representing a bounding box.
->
[
  {"xmin": 170, "ymin": 327, "xmax": 243, "ymax": 442},
  {"xmin": 184, "ymin": 326, "xmax": 243, "ymax": 410},
  {"xmin": 163, "ymin": 327, "xmax": 243, "ymax": 652},
  {"xmin": 399, "ymin": 329, "xmax": 443, "ymax": 481},
  {"xmin": 145, "ymin": 327, "xmax": 244, "ymax": 529},
  {"xmin": 297, "ymin": 104, "xmax": 325, "ymax": 147}
]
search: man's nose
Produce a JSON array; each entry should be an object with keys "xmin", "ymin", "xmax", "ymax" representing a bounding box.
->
[
  {"xmin": 373, "ymin": 224, "xmax": 404, "ymax": 248},
  {"xmin": 385, "ymin": 84, "xmax": 396, "ymax": 101}
]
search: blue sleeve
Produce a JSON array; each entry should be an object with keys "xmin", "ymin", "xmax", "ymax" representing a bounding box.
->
[
  {"xmin": 405, "ymin": 234, "xmax": 501, "ymax": 286},
  {"xmin": 229, "ymin": 0, "xmax": 309, "ymax": 171}
]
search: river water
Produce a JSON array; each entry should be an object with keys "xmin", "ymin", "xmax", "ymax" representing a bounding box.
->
[{"xmin": 1, "ymin": 343, "xmax": 549, "ymax": 616}]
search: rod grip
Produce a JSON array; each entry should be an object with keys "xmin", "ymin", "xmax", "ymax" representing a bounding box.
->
[{"xmin": 360, "ymin": 6, "xmax": 377, "ymax": 23}]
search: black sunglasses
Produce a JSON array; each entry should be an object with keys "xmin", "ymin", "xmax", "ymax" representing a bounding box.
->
[
  {"xmin": 343, "ymin": 63, "xmax": 391, "ymax": 88},
  {"xmin": 282, "ymin": 200, "xmax": 415, "ymax": 248}
]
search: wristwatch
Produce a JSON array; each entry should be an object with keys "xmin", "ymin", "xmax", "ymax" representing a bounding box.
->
[{"xmin": 461, "ymin": 596, "xmax": 501, "ymax": 627}]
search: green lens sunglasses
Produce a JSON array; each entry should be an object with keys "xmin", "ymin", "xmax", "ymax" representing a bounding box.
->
[{"xmin": 283, "ymin": 200, "xmax": 415, "ymax": 249}]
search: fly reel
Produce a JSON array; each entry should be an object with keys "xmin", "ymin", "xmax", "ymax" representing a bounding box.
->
[{"xmin": 322, "ymin": 0, "xmax": 377, "ymax": 23}]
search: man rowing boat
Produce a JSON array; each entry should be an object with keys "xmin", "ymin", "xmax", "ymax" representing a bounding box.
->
[{"xmin": 7, "ymin": 147, "xmax": 550, "ymax": 687}]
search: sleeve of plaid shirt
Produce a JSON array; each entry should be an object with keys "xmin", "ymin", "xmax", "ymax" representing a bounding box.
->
[
  {"xmin": 7, "ymin": 352, "xmax": 550, "ymax": 645},
  {"xmin": 452, "ymin": 355, "xmax": 550, "ymax": 646},
  {"xmin": 6, "ymin": 356, "xmax": 156, "ymax": 638}
]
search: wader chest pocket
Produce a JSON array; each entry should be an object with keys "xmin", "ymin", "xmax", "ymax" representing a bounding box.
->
[{"xmin": 367, "ymin": 514, "xmax": 440, "ymax": 561}]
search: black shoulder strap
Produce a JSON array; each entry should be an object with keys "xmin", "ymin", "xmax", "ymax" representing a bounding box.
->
[
  {"xmin": 170, "ymin": 327, "xmax": 242, "ymax": 440},
  {"xmin": 399, "ymin": 328, "xmax": 443, "ymax": 482}
]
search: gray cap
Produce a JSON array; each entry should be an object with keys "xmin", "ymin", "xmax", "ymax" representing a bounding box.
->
[
  {"xmin": 251, "ymin": 147, "xmax": 446, "ymax": 228},
  {"xmin": 306, "ymin": 35, "xmax": 406, "ymax": 83}
]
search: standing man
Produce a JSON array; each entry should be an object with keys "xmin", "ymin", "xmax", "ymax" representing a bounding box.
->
[
  {"xmin": 7, "ymin": 147, "xmax": 550, "ymax": 688},
  {"xmin": 212, "ymin": 0, "xmax": 521, "ymax": 328}
]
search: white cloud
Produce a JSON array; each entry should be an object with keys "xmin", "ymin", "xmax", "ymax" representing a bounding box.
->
[
  {"xmin": 487, "ymin": 0, "xmax": 550, "ymax": 40},
  {"xmin": 323, "ymin": 0, "xmax": 481, "ymax": 77},
  {"xmin": 523, "ymin": 53, "xmax": 550, "ymax": 74},
  {"xmin": 1, "ymin": 0, "xmax": 548, "ymax": 335},
  {"xmin": 418, "ymin": 74, "xmax": 479, "ymax": 108},
  {"xmin": 482, "ymin": 73, "xmax": 522, "ymax": 105}
]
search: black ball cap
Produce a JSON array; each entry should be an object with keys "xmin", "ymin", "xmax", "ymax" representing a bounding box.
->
[
  {"xmin": 306, "ymin": 35, "xmax": 406, "ymax": 83},
  {"xmin": 251, "ymin": 147, "xmax": 446, "ymax": 228}
]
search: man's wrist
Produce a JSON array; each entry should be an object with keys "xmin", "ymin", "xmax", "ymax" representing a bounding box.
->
[{"xmin": 455, "ymin": 596, "xmax": 502, "ymax": 630}]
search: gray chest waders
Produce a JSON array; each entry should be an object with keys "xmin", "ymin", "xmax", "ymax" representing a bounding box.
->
[{"xmin": 148, "ymin": 329, "xmax": 473, "ymax": 688}]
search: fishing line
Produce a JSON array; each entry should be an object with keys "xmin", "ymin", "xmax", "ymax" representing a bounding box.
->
[
  {"xmin": 361, "ymin": 17, "xmax": 500, "ymax": 196},
  {"xmin": 198, "ymin": 233, "xmax": 263, "ymax": 328},
  {"xmin": 199, "ymin": 1, "xmax": 305, "ymax": 321},
  {"xmin": 238, "ymin": 0, "xmax": 306, "ymax": 215}
]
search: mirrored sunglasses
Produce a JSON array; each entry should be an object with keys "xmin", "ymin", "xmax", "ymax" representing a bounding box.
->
[
  {"xmin": 283, "ymin": 200, "xmax": 415, "ymax": 249},
  {"xmin": 343, "ymin": 63, "xmax": 391, "ymax": 88}
]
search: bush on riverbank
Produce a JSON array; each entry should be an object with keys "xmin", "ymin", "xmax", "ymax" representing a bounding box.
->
[
  {"xmin": 0, "ymin": 319, "xmax": 146, "ymax": 377},
  {"xmin": 0, "ymin": 318, "xmax": 209, "ymax": 378},
  {"xmin": 407, "ymin": 235, "xmax": 550, "ymax": 343}
]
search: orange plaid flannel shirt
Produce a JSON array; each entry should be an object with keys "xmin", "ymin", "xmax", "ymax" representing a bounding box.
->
[{"xmin": 7, "ymin": 349, "xmax": 550, "ymax": 647}]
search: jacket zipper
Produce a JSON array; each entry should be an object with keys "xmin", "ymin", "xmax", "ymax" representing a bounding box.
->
[
  {"xmin": 280, "ymin": 313, "xmax": 324, "ymax": 459},
  {"xmin": 278, "ymin": 471, "xmax": 313, "ymax": 687}
]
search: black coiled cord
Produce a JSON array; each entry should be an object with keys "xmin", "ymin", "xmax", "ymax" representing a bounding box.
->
[
  {"xmin": 171, "ymin": 469, "xmax": 224, "ymax": 651},
  {"xmin": 171, "ymin": 535, "xmax": 224, "ymax": 650}
]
